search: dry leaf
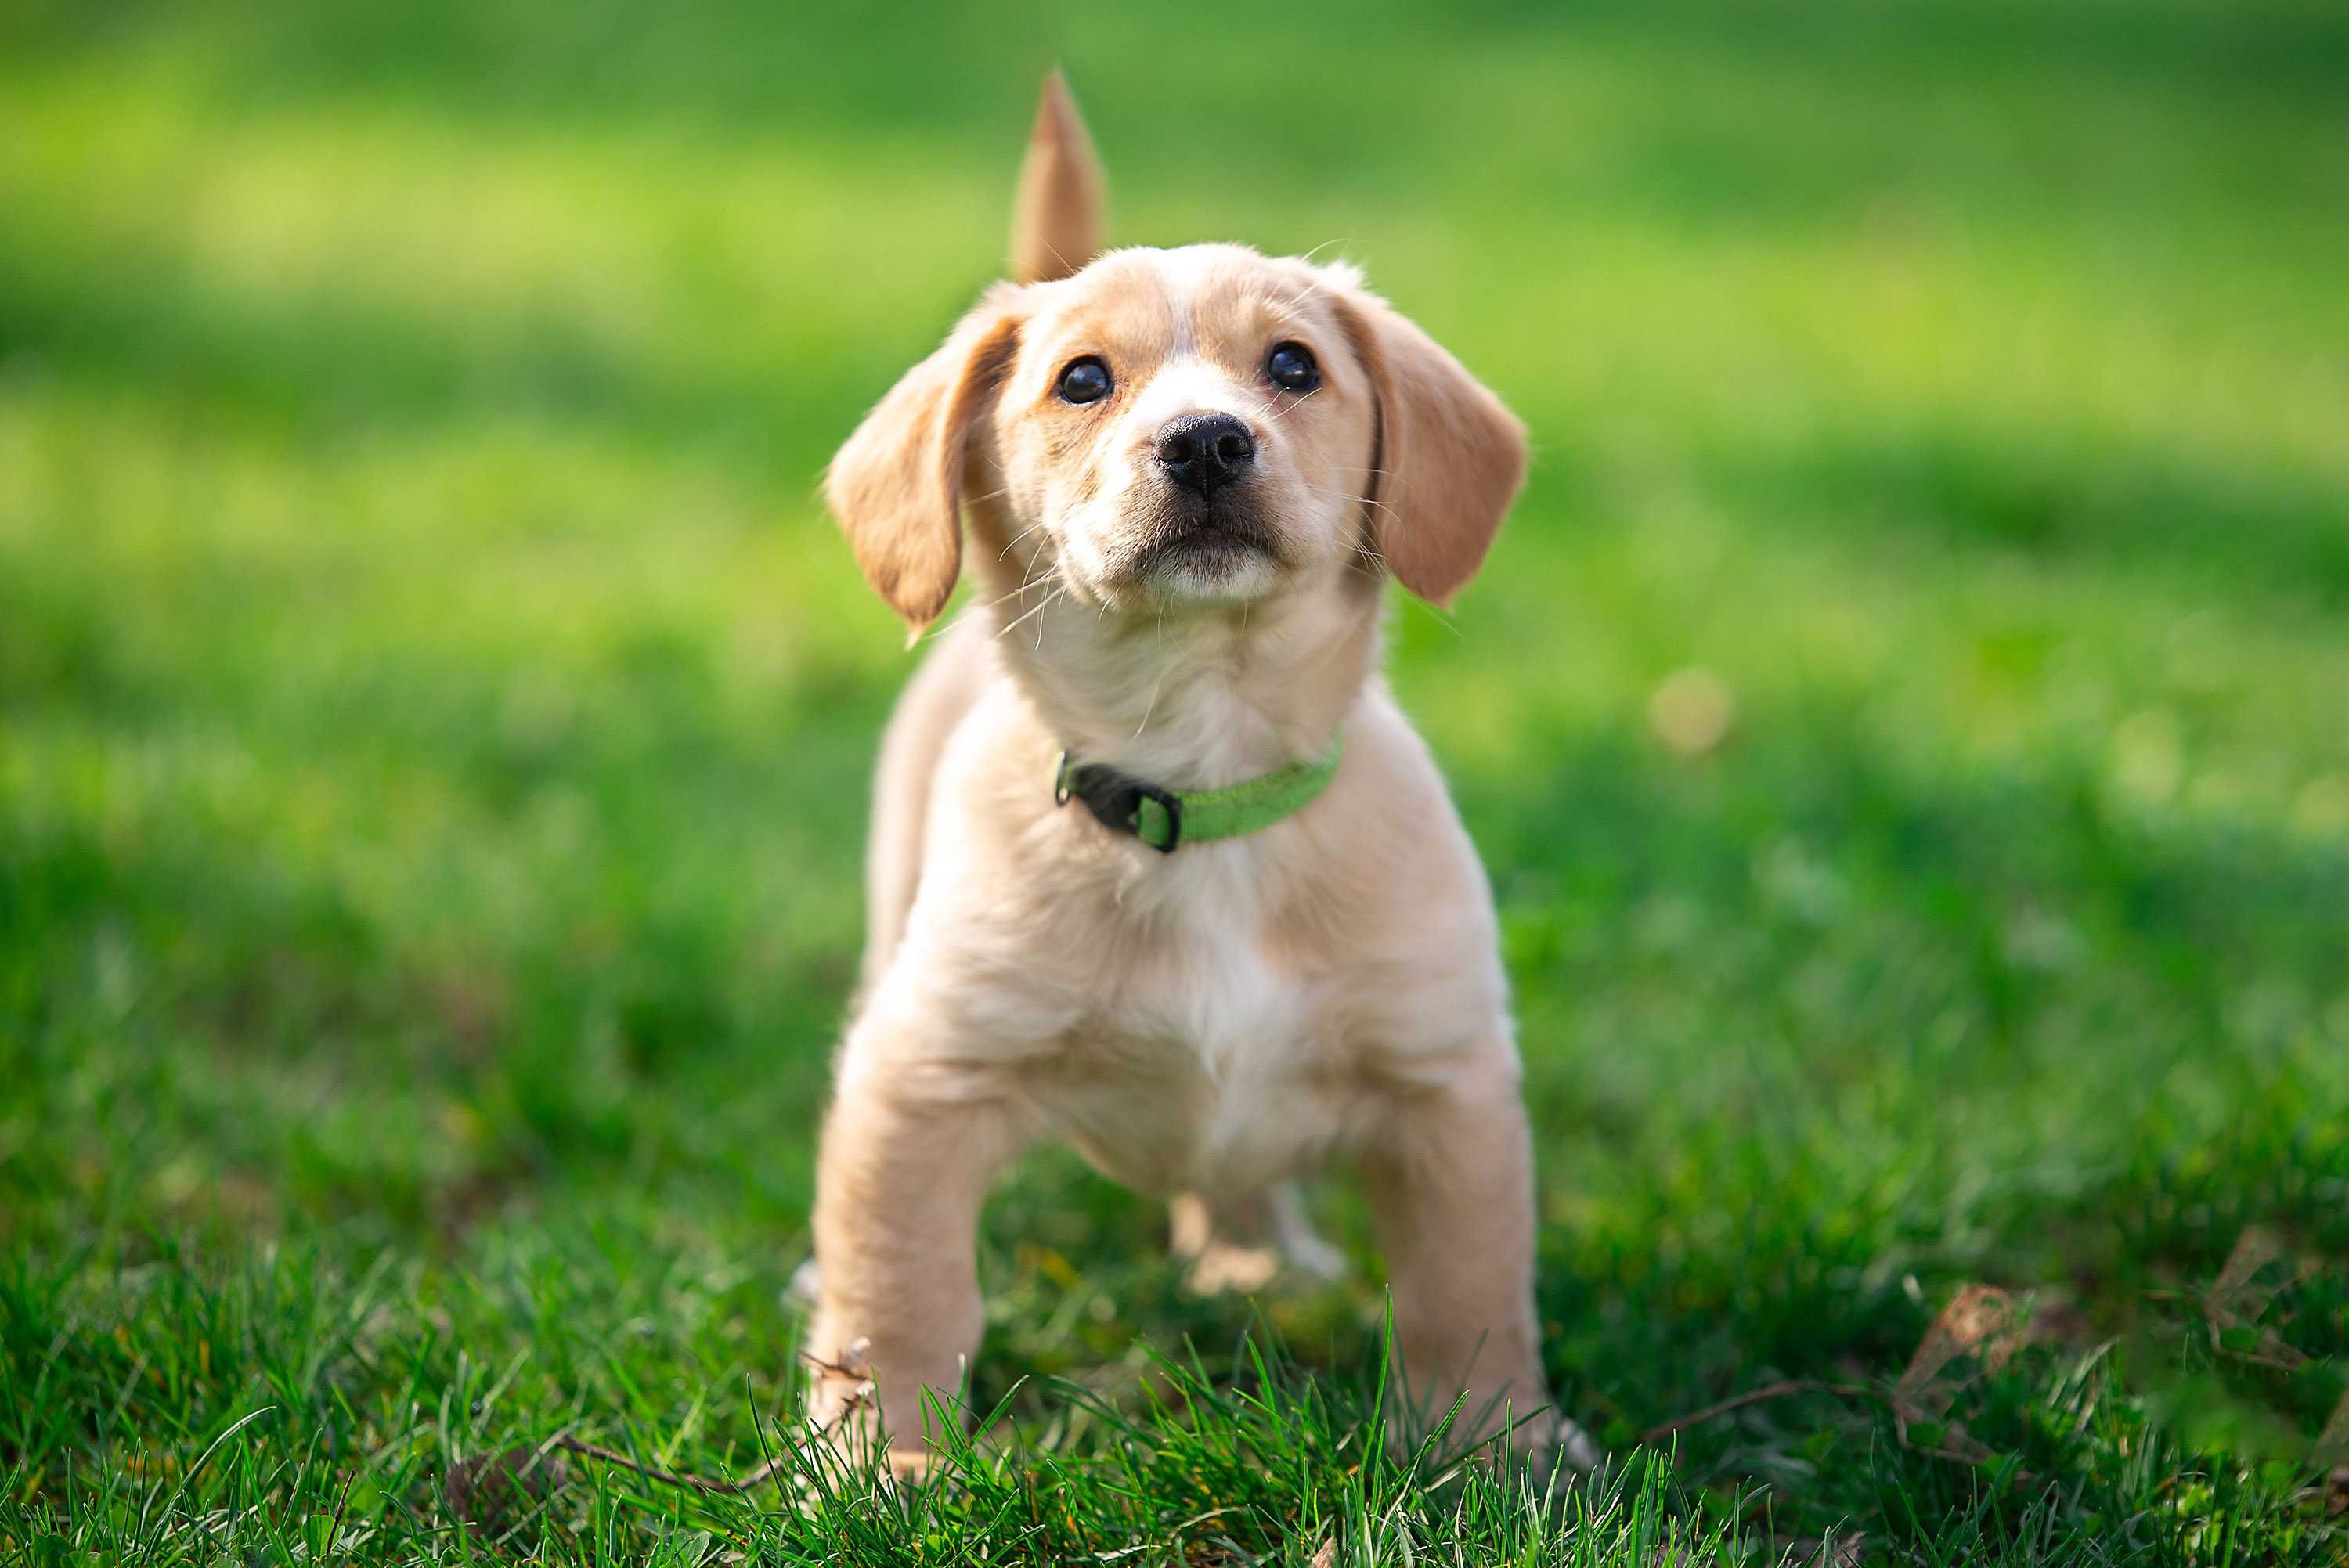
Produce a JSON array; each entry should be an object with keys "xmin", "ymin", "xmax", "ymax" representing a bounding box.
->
[
  {"xmin": 1893, "ymin": 1284, "xmax": 2022, "ymax": 1466},
  {"xmin": 2206, "ymin": 1228, "xmax": 2309, "ymax": 1370},
  {"xmin": 1896, "ymin": 1284, "xmax": 2019, "ymax": 1420},
  {"xmin": 2318, "ymin": 1386, "xmax": 2349, "ymax": 1458},
  {"xmin": 2210, "ymin": 1227, "xmax": 2288, "ymax": 1323}
]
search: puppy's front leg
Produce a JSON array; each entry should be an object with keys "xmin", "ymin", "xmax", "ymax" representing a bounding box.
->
[
  {"xmin": 807, "ymin": 1048, "xmax": 1023, "ymax": 1480},
  {"xmin": 1359, "ymin": 1052, "xmax": 1598, "ymax": 1474}
]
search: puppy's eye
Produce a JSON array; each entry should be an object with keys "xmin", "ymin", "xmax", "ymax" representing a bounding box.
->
[
  {"xmin": 1057, "ymin": 356, "xmax": 1112, "ymax": 405},
  {"xmin": 1266, "ymin": 342, "xmax": 1319, "ymax": 393}
]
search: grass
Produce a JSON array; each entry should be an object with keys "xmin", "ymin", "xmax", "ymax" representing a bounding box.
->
[{"xmin": 2, "ymin": 0, "xmax": 2347, "ymax": 1560}]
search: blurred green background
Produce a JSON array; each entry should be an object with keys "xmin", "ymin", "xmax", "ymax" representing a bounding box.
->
[{"xmin": 3, "ymin": 1, "xmax": 2346, "ymax": 1561}]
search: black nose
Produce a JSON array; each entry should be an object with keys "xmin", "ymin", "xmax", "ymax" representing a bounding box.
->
[{"xmin": 1155, "ymin": 413, "xmax": 1256, "ymax": 497}]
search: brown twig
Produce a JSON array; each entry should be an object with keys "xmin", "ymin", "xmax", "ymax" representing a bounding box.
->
[
  {"xmin": 547, "ymin": 1435, "xmax": 791, "ymax": 1498},
  {"xmin": 523, "ymin": 1346, "xmax": 875, "ymax": 1499},
  {"xmin": 1637, "ymin": 1379, "xmax": 1874, "ymax": 1444},
  {"xmin": 1636, "ymin": 1374, "xmax": 2040, "ymax": 1488}
]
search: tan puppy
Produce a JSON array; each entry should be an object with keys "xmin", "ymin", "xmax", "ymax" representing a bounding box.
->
[{"xmin": 809, "ymin": 74, "xmax": 1596, "ymax": 1480}]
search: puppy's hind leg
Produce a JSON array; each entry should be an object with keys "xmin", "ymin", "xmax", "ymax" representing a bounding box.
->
[
  {"xmin": 1356, "ymin": 1048, "xmax": 1600, "ymax": 1476},
  {"xmin": 1168, "ymin": 1184, "xmax": 1347, "ymax": 1295}
]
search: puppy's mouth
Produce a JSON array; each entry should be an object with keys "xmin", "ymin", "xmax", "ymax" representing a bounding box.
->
[{"xmin": 1117, "ymin": 494, "xmax": 1283, "ymax": 585}]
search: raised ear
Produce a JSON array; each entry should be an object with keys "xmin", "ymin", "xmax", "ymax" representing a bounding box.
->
[
  {"xmin": 1330, "ymin": 281, "xmax": 1528, "ymax": 605},
  {"xmin": 1010, "ymin": 69, "xmax": 1105, "ymax": 284},
  {"xmin": 824, "ymin": 294, "xmax": 1023, "ymax": 636}
]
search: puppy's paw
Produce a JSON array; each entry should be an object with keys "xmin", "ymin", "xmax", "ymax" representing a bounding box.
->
[
  {"xmin": 1278, "ymin": 1225, "xmax": 1348, "ymax": 1285},
  {"xmin": 785, "ymin": 1257, "xmax": 822, "ymax": 1310},
  {"xmin": 1169, "ymin": 1187, "xmax": 1349, "ymax": 1295},
  {"xmin": 1182, "ymin": 1238, "xmax": 1283, "ymax": 1296},
  {"xmin": 804, "ymin": 1425, "xmax": 936, "ymax": 1493},
  {"xmin": 1514, "ymin": 1408, "xmax": 1602, "ymax": 1477},
  {"xmin": 800, "ymin": 1336, "xmax": 924, "ymax": 1486}
]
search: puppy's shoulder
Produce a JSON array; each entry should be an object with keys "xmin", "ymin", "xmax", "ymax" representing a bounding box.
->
[
  {"xmin": 1318, "ymin": 685, "xmax": 1486, "ymax": 877},
  {"xmin": 1270, "ymin": 687, "xmax": 1498, "ymax": 950}
]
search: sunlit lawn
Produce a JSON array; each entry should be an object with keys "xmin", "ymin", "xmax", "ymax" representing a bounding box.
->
[{"xmin": 3, "ymin": 2, "xmax": 2347, "ymax": 1562}]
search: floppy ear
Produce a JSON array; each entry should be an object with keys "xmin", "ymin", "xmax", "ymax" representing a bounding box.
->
[
  {"xmin": 825, "ymin": 294, "xmax": 1024, "ymax": 636},
  {"xmin": 1330, "ymin": 280, "xmax": 1528, "ymax": 605}
]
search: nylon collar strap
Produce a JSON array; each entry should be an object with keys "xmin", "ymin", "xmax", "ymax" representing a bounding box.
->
[{"xmin": 1054, "ymin": 737, "xmax": 1344, "ymax": 853}]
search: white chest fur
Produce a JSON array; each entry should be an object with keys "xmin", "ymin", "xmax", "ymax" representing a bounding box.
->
[{"xmin": 1028, "ymin": 849, "xmax": 1341, "ymax": 1199}]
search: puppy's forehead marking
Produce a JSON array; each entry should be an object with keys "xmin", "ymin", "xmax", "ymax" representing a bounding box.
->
[
  {"xmin": 1149, "ymin": 245, "xmax": 1236, "ymax": 356},
  {"xmin": 1053, "ymin": 245, "xmax": 1327, "ymax": 368},
  {"xmin": 1161, "ymin": 246, "xmax": 1330, "ymax": 353}
]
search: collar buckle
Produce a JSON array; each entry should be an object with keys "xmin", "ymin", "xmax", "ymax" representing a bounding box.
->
[{"xmin": 1055, "ymin": 752, "xmax": 1183, "ymax": 852}]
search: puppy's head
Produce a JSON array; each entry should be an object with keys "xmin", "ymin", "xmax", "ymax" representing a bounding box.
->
[
  {"xmin": 826, "ymin": 81, "xmax": 1526, "ymax": 637},
  {"xmin": 828, "ymin": 249, "xmax": 1525, "ymax": 636}
]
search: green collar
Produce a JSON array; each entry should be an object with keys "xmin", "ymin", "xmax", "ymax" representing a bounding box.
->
[{"xmin": 1054, "ymin": 736, "xmax": 1344, "ymax": 853}]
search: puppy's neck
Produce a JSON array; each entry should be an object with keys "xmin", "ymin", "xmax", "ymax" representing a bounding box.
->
[{"xmin": 985, "ymin": 572, "xmax": 1383, "ymax": 791}]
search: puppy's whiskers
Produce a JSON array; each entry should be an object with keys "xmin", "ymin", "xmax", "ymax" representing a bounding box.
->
[
  {"xmin": 1247, "ymin": 388, "xmax": 1312, "ymax": 430},
  {"xmin": 994, "ymin": 579, "xmax": 1068, "ymax": 646},
  {"xmin": 1299, "ymin": 480, "xmax": 1397, "ymax": 521},
  {"xmin": 1130, "ymin": 606, "xmax": 1169, "ymax": 740},
  {"xmin": 974, "ymin": 567, "xmax": 1057, "ymax": 616},
  {"xmin": 996, "ymin": 517, "xmax": 1051, "ymax": 561}
]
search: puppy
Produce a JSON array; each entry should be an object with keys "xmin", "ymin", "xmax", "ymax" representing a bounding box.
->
[{"xmin": 808, "ymin": 74, "xmax": 1596, "ymax": 1480}]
